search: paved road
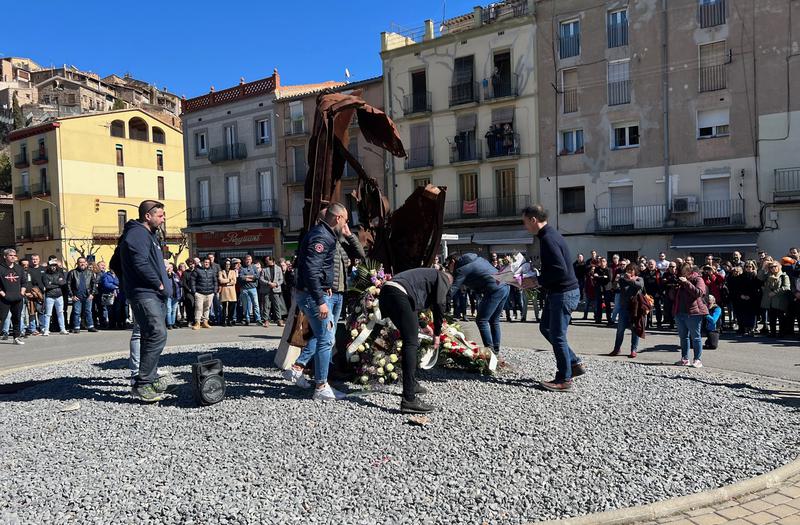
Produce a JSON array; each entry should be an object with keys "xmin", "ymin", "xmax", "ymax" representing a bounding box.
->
[{"xmin": 2, "ymin": 316, "xmax": 799, "ymax": 384}]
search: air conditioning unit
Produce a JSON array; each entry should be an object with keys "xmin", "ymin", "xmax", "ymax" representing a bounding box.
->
[{"xmin": 672, "ymin": 196, "xmax": 698, "ymax": 213}]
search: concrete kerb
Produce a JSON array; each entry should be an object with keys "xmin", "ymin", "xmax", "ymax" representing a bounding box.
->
[{"xmin": 534, "ymin": 456, "xmax": 800, "ymax": 525}]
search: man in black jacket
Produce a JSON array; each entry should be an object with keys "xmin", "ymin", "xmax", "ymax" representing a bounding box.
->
[
  {"xmin": 0, "ymin": 248, "xmax": 27, "ymax": 345},
  {"xmin": 67, "ymin": 257, "xmax": 98, "ymax": 333},
  {"xmin": 522, "ymin": 205, "xmax": 585, "ymax": 392},
  {"xmin": 40, "ymin": 256, "xmax": 69, "ymax": 336},
  {"xmin": 189, "ymin": 257, "xmax": 218, "ymax": 329}
]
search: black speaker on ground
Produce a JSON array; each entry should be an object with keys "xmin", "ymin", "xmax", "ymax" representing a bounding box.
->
[{"xmin": 191, "ymin": 353, "xmax": 226, "ymax": 406}]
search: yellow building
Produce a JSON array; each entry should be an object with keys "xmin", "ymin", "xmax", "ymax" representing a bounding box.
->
[{"xmin": 8, "ymin": 109, "xmax": 187, "ymax": 267}]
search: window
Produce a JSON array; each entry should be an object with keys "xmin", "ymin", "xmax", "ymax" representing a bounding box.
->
[
  {"xmin": 409, "ymin": 70, "xmax": 428, "ymax": 113},
  {"xmin": 560, "ymin": 129, "xmax": 584, "ymax": 155},
  {"xmin": 490, "ymin": 50, "xmax": 515, "ymax": 98},
  {"xmin": 407, "ymin": 123, "xmax": 431, "ymax": 168},
  {"xmin": 699, "ymin": 41, "xmax": 727, "ymax": 92},
  {"xmin": 697, "ymin": 109, "xmax": 730, "ymax": 138},
  {"xmin": 562, "ymin": 69, "xmax": 578, "ymax": 113},
  {"xmin": 450, "ymin": 55, "xmax": 476, "ymax": 106},
  {"xmin": 198, "ymin": 180, "xmax": 210, "ymax": 219},
  {"xmin": 42, "ymin": 209, "xmax": 50, "ymax": 235},
  {"xmin": 157, "ymin": 176, "xmax": 165, "ymax": 200},
  {"xmin": 195, "ymin": 132, "xmax": 207, "ymax": 155},
  {"xmin": 117, "ymin": 172, "xmax": 125, "ymax": 198},
  {"xmin": 66, "ymin": 93, "xmax": 76, "ymax": 104},
  {"xmin": 115, "ymin": 145, "xmax": 123, "ymax": 166},
  {"xmin": 345, "ymin": 138, "xmax": 359, "ymax": 177},
  {"xmin": 612, "ymin": 123, "xmax": 639, "ymax": 149},
  {"xmin": 609, "ymin": 185, "xmax": 634, "ymax": 229},
  {"xmin": 21, "ymin": 170, "xmax": 29, "ymax": 191},
  {"xmin": 414, "ymin": 178, "xmax": 431, "ymax": 189},
  {"xmin": 259, "ymin": 169, "xmax": 275, "ymax": 213},
  {"xmin": 292, "ymin": 146, "xmax": 306, "ymax": 183},
  {"xmin": 24, "ymin": 211, "xmax": 31, "ymax": 238},
  {"xmin": 460, "ymin": 172, "xmax": 479, "ymax": 216},
  {"xmin": 701, "ymin": 176, "xmax": 732, "ymax": 225},
  {"xmin": 608, "ymin": 60, "xmax": 631, "ymax": 105},
  {"xmin": 117, "ymin": 210, "xmax": 127, "ymax": 235},
  {"xmin": 496, "ymin": 168, "xmax": 517, "ymax": 216},
  {"xmin": 288, "ymin": 103, "xmax": 304, "ymax": 134},
  {"xmin": 227, "ymin": 175, "xmax": 240, "ymax": 217},
  {"xmin": 559, "ymin": 20, "xmax": 580, "ymax": 59},
  {"xmin": 152, "ymin": 127, "xmax": 166, "ymax": 144},
  {"xmin": 39, "ymin": 168, "xmax": 47, "ymax": 191},
  {"xmin": 608, "ymin": 9, "xmax": 628, "ymax": 48},
  {"xmin": 156, "ymin": 150, "xmax": 164, "ymax": 171},
  {"xmin": 699, "ymin": 0, "xmax": 726, "ymax": 28},
  {"xmin": 256, "ymin": 118, "xmax": 271, "ymax": 145},
  {"xmin": 561, "ymin": 186, "xmax": 586, "ymax": 213}
]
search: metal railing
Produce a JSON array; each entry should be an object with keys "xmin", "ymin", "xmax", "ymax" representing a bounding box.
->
[
  {"xmin": 32, "ymin": 150, "xmax": 48, "ymax": 164},
  {"xmin": 284, "ymin": 115, "xmax": 308, "ymax": 136},
  {"xmin": 208, "ymin": 143, "xmax": 248, "ymax": 163},
  {"xmin": 608, "ymin": 79, "xmax": 631, "ymax": 106},
  {"xmin": 405, "ymin": 146, "xmax": 433, "ymax": 169},
  {"xmin": 449, "ymin": 139, "xmax": 481, "ymax": 163},
  {"xmin": 15, "ymin": 228, "xmax": 32, "ymax": 241},
  {"xmin": 14, "ymin": 152, "xmax": 28, "ymax": 168},
  {"xmin": 699, "ymin": 0, "xmax": 726, "ymax": 28},
  {"xmin": 187, "ymin": 199, "xmax": 279, "ymax": 225},
  {"xmin": 774, "ymin": 168, "xmax": 800, "ymax": 200},
  {"xmin": 484, "ymin": 73, "xmax": 519, "ymax": 100},
  {"xmin": 559, "ymin": 34, "xmax": 580, "ymax": 59},
  {"xmin": 563, "ymin": 88, "xmax": 578, "ymax": 113},
  {"xmin": 607, "ymin": 22, "xmax": 628, "ymax": 48},
  {"xmin": 444, "ymin": 194, "xmax": 531, "ymax": 221},
  {"xmin": 449, "ymin": 81, "xmax": 480, "ymax": 106},
  {"xmin": 480, "ymin": 0, "xmax": 528, "ymax": 24},
  {"xmin": 14, "ymin": 186, "xmax": 31, "ymax": 199},
  {"xmin": 92, "ymin": 227, "xmax": 123, "ymax": 239},
  {"xmin": 699, "ymin": 64, "xmax": 727, "ymax": 92},
  {"xmin": 595, "ymin": 199, "xmax": 745, "ymax": 232},
  {"xmin": 31, "ymin": 183, "xmax": 50, "ymax": 195},
  {"xmin": 403, "ymin": 92, "xmax": 432, "ymax": 115},
  {"xmin": 32, "ymin": 226, "xmax": 52, "ymax": 240},
  {"xmin": 485, "ymin": 132, "xmax": 520, "ymax": 158}
]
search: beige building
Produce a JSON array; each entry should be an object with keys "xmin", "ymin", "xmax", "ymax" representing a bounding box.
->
[
  {"xmin": 381, "ymin": 0, "xmax": 539, "ymax": 255},
  {"xmin": 535, "ymin": 0, "xmax": 799, "ymax": 261}
]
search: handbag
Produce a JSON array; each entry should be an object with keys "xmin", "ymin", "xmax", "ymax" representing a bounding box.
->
[
  {"xmin": 289, "ymin": 309, "xmax": 313, "ymax": 347},
  {"xmin": 101, "ymin": 292, "xmax": 116, "ymax": 306}
]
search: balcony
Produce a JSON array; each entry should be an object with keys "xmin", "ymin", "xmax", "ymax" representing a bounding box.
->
[
  {"xmin": 608, "ymin": 80, "xmax": 631, "ymax": 106},
  {"xmin": 208, "ymin": 143, "xmax": 248, "ymax": 164},
  {"xmin": 484, "ymin": 73, "xmax": 519, "ymax": 100},
  {"xmin": 774, "ymin": 168, "xmax": 800, "ymax": 202},
  {"xmin": 284, "ymin": 115, "xmax": 308, "ymax": 136},
  {"xmin": 559, "ymin": 34, "xmax": 580, "ymax": 59},
  {"xmin": 699, "ymin": 0, "xmax": 726, "ymax": 28},
  {"xmin": 32, "ymin": 149, "xmax": 48, "ymax": 165},
  {"xmin": 444, "ymin": 195, "xmax": 530, "ymax": 222},
  {"xmin": 31, "ymin": 183, "xmax": 50, "ymax": 196},
  {"xmin": 14, "ymin": 186, "xmax": 31, "ymax": 199},
  {"xmin": 402, "ymin": 92, "xmax": 431, "ymax": 116},
  {"xmin": 32, "ymin": 226, "xmax": 52, "ymax": 241},
  {"xmin": 449, "ymin": 81, "xmax": 480, "ymax": 107},
  {"xmin": 14, "ymin": 152, "xmax": 29, "ymax": 168},
  {"xmin": 699, "ymin": 64, "xmax": 727, "ymax": 92},
  {"xmin": 449, "ymin": 139, "xmax": 481, "ymax": 164},
  {"xmin": 187, "ymin": 198, "xmax": 279, "ymax": 226},
  {"xmin": 15, "ymin": 228, "xmax": 32, "ymax": 242},
  {"xmin": 594, "ymin": 199, "xmax": 745, "ymax": 233},
  {"xmin": 480, "ymin": 0, "xmax": 528, "ymax": 24},
  {"xmin": 485, "ymin": 132, "xmax": 520, "ymax": 159},
  {"xmin": 405, "ymin": 146, "xmax": 433, "ymax": 170},
  {"xmin": 93, "ymin": 227, "xmax": 123, "ymax": 240}
]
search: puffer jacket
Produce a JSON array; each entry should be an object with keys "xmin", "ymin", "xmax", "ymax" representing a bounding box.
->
[
  {"xmin": 42, "ymin": 269, "xmax": 67, "ymax": 299},
  {"xmin": 190, "ymin": 266, "xmax": 218, "ymax": 295},
  {"xmin": 760, "ymin": 271, "xmax": 791, "ymax": 311}
]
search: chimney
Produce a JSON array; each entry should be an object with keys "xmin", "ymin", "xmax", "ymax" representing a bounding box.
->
[
  {"xmin": 273, "ymin": 68, "xmax": 280, "ymax": 89},
  {"xmin": 424, "ymin": 19, "xmax": 435, "ymax": 41},
  {"xmin": 473, "ymin": 6, "xmax": 483, "ymax": 28}
]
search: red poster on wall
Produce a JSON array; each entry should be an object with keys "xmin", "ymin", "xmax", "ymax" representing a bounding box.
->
[{"xmin": 194, "ymin": 228, "xmax": 276, "ymax": 249}]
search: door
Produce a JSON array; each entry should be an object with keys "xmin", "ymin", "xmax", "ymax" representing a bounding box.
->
[
  {"xmin": 411, "ymin": 70, "xmax": 427, "ymax": 112},
  {"xmin": 493, "ymin": 51, "xmax": 512, "ymax": 97},
  {"xmin": 293, "ymin": 146, "xmax": 306, "ymax": 183},
  {"xmin": 609, "ymin": 185, "xmax": 633, "ymax": 229},
  {"xmin": 701, "ymin": 177, "xmax": 730, "ymax": 225},
  {"xmin": 224, "ymin": 125, "xmax": 237, "ymax": 157},
  {"xmin": 227, "ymin": 175, "xmax": 240, "ymax": 217},
  {"xmin": 21, "ymin": 170, "xmax": 29, "ymax": 191},
  {"xmin": 495, "ymin": 168, "xmax": 517, "ymax": 216},
  {"xmin": 42, "ymin": 209, "xmax": 50, "ymax": 237},
  {"xmin": 259, "ymin": 169, "xmax": 274, "ymax": 213},
  {"xmin": 199, "ymin": 180, "xmax": 210, "ymax": 219},
  {"xmin": 410, "ymin": 123, "xmax": 430, "ymax": 166},
  {"xmin": 453, "ymin": 56, "xmax": 475, "ymax": 103}
]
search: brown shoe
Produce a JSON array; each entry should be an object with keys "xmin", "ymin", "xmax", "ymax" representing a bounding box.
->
[
  {"xmin": 540, "ymin": 379, "xmax": 574, "ymax": 392},
  {"xmin": 277, "ymin": 320, "xmax": 285, "ymax": 327},
  {"xmin": 571, "ymin": 363, "xmax": 587, "ymax": 378},
  {"xmin": 201, "ymin": 321, "xmax": 211, "ymax": 329},
  {"xmin": 191, "ymin": 323, "xmax": 200, "ymax": 330}
]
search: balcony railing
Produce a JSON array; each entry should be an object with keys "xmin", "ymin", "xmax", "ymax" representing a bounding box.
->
[
  {"xmin": 449, "ymin": 139, "xmax": 481, "ymax": 163},
  {"xmin": 608, "ymin": 79, "xmax": 631, "ymax": 106},
  {"xmin": 480, "ymin": 1, "xmax": 528, "ymax": 24},
  {"xmin": 484, "ymin": 73, "xmax": 519, "ymax": 100},
  {"xmin": 15, "ymin": 228, "xmax": 32, "ymax": 241},
  {"xmin": 563, "ymin": 88, "xmax": 578, "ymax": 113},
  {"xmin": 449, "ymin": 81, "xmax": 480, "ymax": 106},
  {"xmin": 699, "ymin": 0, "xmax": 726, "ymax": 28},
  {"xmin": 14, "ymin": 186, "xmax": 31, "ymax": 199},
  {"xmin": 402, "ymin": 92, "xmax": 431, "ymax": 116},
  {"xmin": 405, "ymin": 146, "xmax": 433, "ymax": 170},
  {"xmin": 208, "ymin": 143, "xmax": 248, "ymax": 164},
  {"xmin": 699, "ymin": 64, "xmax": 727, "ymax": 92},
  {"xmin": 559, "ymin": 34, "xmax": 580, "ymax": 59},
  {"xmin": 595, "ymin": 199, "xmax": 745, "ymax": 232},
  {"xmin": 607, "ymin": 23, "xmax": 628, "ymax": 48},
  {"xmin": 32, "ymin": 150, "xmax": 48, "ymax": 164},
  {"xmin": 284, "ymin": 115, "xmax": 308, "ymax": 136},
  {"xmin": 485, "ymin": 132, "xmax": 520, "ymax": 158},
  {"xmin": 187, "ymin": 199, "xmax": 279, "ymax": 225},
  {"xmin": 774, "ymin": 168, "xmax": 800, "ymax": 201},
  {"xmin": 92, "ymin": 227, "xmax": 123, "ymax": 240},
  {"xmin": 14, "ymin": 152, "xmax": 29, "ymax": 168},
  {"xmin": 32, "ymin": 226, "xmax": 52, "ymax": 240},
  {"xmin": 444, "ymin": 194, "xmax": 531, "ymax": 222},
  {"xmin": 31, "ymin": 183, "xmax": 50, "ymax": 195}
]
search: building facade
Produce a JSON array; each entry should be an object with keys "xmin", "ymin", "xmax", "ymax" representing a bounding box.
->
[
  {"xmin": 8, "ymin": 109, "xmax": 186, "ymax": 266},
  {"xmin": 535, "ymin": 0, "xmax": 798, "ymax": 261},
  {"xmin": 381, "ymin": 0, "xmax": 539, "ymax": 255}
]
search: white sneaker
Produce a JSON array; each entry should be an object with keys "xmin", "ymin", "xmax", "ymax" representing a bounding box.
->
[
  {"xmin": 41, "ymin": 331, "xmax": 50, "ymax": 337},
  {"xmin": 312, "ymin": 384, "xmax": 347, "ymax": 401},
  {"xmin": 692, "ymin": 360, "xmax": 704, "ymax": 368},
  {"xmin": 282, "ymin": 368, "xmax": 312, "ymax": 389},
  {"xmin": 59, "ymin": 330, "xmax": 69, "ymax": 335},
  {"xmin": 13, "ymin": 337, "xmax": 25, "ymax": 345}
]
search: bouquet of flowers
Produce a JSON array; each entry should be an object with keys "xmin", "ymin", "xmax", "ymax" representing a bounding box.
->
[{"xmin": 495, "ymin": 252, "xmax": 540, "ymax": 290}]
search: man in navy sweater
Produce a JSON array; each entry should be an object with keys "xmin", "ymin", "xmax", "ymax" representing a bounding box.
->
[{"xmin": 522, "ymin": 205, "xmax": 586, "ymax": 391}]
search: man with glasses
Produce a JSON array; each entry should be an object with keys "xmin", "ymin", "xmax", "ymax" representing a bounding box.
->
[{"xmin": 0, "ymin": 248, "xmax": 27, "ymax": 345}]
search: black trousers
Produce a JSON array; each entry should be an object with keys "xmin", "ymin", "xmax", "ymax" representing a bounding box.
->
[
  {"xmin": 379, "ymin": 286, "xmax": 421, "ymax": 402},
  {"xmin": 183, "ymin": 294, "xmax": 196, "ymax": 324},
  {"xmin": 0, "ymin": 298, "xmax": 24, "ymax": 338}
]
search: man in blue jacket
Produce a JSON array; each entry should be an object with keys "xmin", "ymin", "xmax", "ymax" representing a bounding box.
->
[
  {"xmin": 283, "ymin": 203, "xmax": 348, "ymax": 401},
  {"xmin": 118, "ymin": 200, "xmax": 171, "ymax": 402},
  {"xmin": 522, "ymin": 205, "xmax": 586, "ymax": 392},
  {"xmin": 446, "ymin": 253, "xmax": 509, "ymax": 354}
]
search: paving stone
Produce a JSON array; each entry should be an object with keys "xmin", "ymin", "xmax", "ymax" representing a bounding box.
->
[
  {"xmin": 769, "ymin": 504, "xmax": 800, "ymax": 518},
  {"xmin": 686, "ymin": 507, "xmax": 716, "ymax": 517},
  {"xmin": 765, "ymin": 494, "xmax": 794, "ymax": 506},
  {"xmin": 746, "ymin": 511, "xmax": 782, "ymax": 524},
  {"xmin": 717, "ymin": 505, "xmax": 753, "ymax": 520},
  {"xmin": 741, "ymin": 500, "xmax": 775, "ymax": 513},
  {"xmin": 689, "ymin": 513, "xmax": 727, "ymax": 525},
  {"xmin": 780, "ymin": 486, "xmax": 800, "ymax": 499},
  {"xmin": 778, "ymin": 516, "xmax": 800, "ymax": 525}
]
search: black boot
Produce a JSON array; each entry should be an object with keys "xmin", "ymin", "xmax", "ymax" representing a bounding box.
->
[{"xmin": 401, "ymin": 397, "xmax": 435, "ymax": 414}]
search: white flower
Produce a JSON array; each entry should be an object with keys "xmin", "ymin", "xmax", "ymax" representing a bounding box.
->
[
  {"xmin": 385, "ymin": 363, "xmax": 394, "ymax": 372},
  {"xmin": 378, "ymin": 358, "xmax": 386, "ymax": 367},
  {"xmin": 389, "ymin": 354, "xmax": 399, "ymax": 363},
  {"xmin": 370, "ymin": 270, "xmax": 377, "ymax": 276},
  {"xmin": 376, "ymin": 367, "xmax": 385, "ymax": 376},
  {"xmin": 359, "ymin": 375, "xmax": 369, "ymax": 384},
  {"xmin": 349, "ymin": 353, "xmax": 361, "ymax": 363},
  {"xmin": 389, "ymin": 372, "xmax": 398, "ymax": 381},
  {"xmin": 368, "ymin": 313, "xmax": 376, "ymax": 321},
  {"xmin": 378, "ymin": 377, "xmax": 385, "ymax": 384},
  {"xmin": 368, "ymin": 286, "xmax": 377, "ymax": 295},
  {"xmin": 350, "ymin": 329, "xmax": 359, "ymax": 338},
  {"xmin": 396, "ymin": 341, "xmax": 403, "ymax": 348},
  {"xmin": 358, "ymin": 344, "xmax": 366, "ymax": 353}
]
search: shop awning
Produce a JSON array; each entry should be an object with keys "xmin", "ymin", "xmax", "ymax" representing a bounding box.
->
[
  {"xmin": 670, "ymin": 232, "xmax": 759, "ymax": 250},
  {"xmin": 472, "ymin": 230, "xmax": 533, "ymax": 245}
]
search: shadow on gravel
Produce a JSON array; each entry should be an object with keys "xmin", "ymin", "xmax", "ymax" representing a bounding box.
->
[
  {"xmin": 640, "ymin": 344, "xmax": 680, "ymax": 353},
  {"xmin": 94, "ymin": 346, "xmax": 277, "ymax": 372},
  {"xmin": 662, "ymin": 375, "xmax": 800, "ymax": 411}
]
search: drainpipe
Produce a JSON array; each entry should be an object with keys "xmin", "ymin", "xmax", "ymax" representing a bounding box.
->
[{"xmin": 661, "ymin": 0, "xmax": 671, "ymax": 211}]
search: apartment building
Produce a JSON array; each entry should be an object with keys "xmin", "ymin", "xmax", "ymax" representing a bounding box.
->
[
  {"xmin": 381, "ymin": 0, "xmax": 539, "ymax": 255},
  {"xmin": 535, "ymin": 0, "xmax": 799, "ymax": 261},
  {"xmin": 8, "ymin": 109, "xmax": 186, "ymax": 266}
]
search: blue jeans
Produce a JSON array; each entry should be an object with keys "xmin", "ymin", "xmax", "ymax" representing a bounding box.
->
[
  {"xmin": 476, "ymin": 286, "xmax": 509, "ymax": 353},
  {"xmin": 129, "ymin": 320, "xmax": 141, "ymax": 376},
  {"xmin": 71, "ymin": 297, "xmax": 94, "ymax": 329},
  {"xmin": 611, "ymin": 292, "xmax": 622, "ymax": 323},
  {"xmin": 130, "ymin": 296, "xmax": 167, "ymax": 386},
  {"xmin": 240, "ymin": 288, "xmax": 261, "ymax": 323},
  {"xmin": 166, "ymin": 297, "xmax": 179, "ymax": 326},
  {"xmin": 42, "ymin": 296, "xmax": 65, "ymax": 333},
  {"xmin": 295, "ymin": 291, "xmax": 336, "ymax": 385},
  {"xmin": 539, "ymin": 288, "xmax": 581, "ymax": 382},
  {"xmin": 613, "ymin": 304, "xmax": 639, "ymax": 353},
  {"xmin": 675, "ymin": 313, "xmax": 703, "ymax": 361},
  {"xmin": 298, "ymin": 292, "xmax": 343, "ymax": 367}
]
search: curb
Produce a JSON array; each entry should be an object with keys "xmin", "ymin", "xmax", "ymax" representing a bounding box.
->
[{"xmin": 535, "ymin": 456, "xmax": 800, "ymax": 525}]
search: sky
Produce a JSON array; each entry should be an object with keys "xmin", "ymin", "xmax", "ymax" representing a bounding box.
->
[{"xmin": 3, "ymin": 0, "xmax": 478, "ymax": 99}]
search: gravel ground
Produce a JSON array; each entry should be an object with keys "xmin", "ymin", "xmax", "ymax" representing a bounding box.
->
[{"xmin": 1, "ymin": 342, "xmax": 799, "ymax": 525}]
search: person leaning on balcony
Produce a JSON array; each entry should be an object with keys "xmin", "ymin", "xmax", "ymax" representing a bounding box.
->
[{"xmin": 190, "ymin": 257, "xmax": 217, "ymax": 329}]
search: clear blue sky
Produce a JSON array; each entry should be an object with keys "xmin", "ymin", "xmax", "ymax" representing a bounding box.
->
[{"xmin": 3, "ymin": 0, "xmax": 478, "ymax": 98}]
